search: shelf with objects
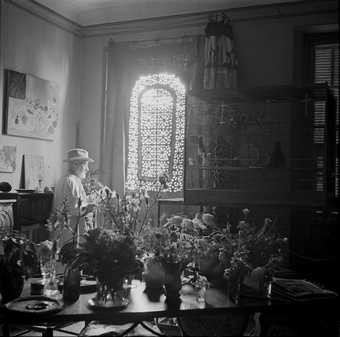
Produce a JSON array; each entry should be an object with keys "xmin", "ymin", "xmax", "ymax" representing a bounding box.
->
[
  {"xmin": 184, "ymin": 83, "xmax": 337, "ymax": 208},
  {"xmin": 0, "ymin": 192, "xmax": 53, "ymax": 241}
]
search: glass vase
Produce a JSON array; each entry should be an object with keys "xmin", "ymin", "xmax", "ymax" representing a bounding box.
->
[
  {"xmin": 95, "ymin": 279, "xmax": 129, "ymax": 308},
  {"xmin": 40, "ymin": 255, "xmax": 59, "ymax": 298}
]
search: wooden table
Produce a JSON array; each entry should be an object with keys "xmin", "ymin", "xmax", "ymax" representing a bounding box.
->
[{"xmin": 0, "ymin": 279, "xmax": 338, "ymax": 336}]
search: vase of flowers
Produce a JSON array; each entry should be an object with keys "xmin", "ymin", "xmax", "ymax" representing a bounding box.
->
[
  {"xmin": 36, "ymin": 239, "xmax": 60, "ymax": 297},
  {"xmin": 95, "ymin": 174, "xmax": 168, "ymax": 237},
  {"xmin": 0, "ymin": 232, "xmax": 38, "ymax": 303},
  {"xmin": 220, "ymin": 209, "xmax": 288, "ymax": 303},
  {"xmin": 46, "ymin": 198, "xmax": 82, "ymax": 301},
  {"xmin": 141, "ymin": 215, "xmax": 199, "ymax": 307},
  {"xmin": 71, "ymin": 228, "xmax": 139, "ymax": 308}
]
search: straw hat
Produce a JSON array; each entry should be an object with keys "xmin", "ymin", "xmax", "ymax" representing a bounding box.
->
[{"xmin": 63, "ymin": 148, "xmax": 94, "ymax": 162}]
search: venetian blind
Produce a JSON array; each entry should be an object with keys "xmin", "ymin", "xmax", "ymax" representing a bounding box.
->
[{"xmin": 313, "ymin": 42, "xmax": 339, "ymax": 196}]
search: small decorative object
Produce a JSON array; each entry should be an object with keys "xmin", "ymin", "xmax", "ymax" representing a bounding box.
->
[
  {"xmin": 3, "ymin": 69, "xmax": 60, "ymax": 141},
  {"xmin": 24, "ymin": 154, "xmax": 45, "ymax": 190},
  {"xmin": 0, "ymin": 232, "xmax": 38, "ymax": 303},
  {"xmin": 0, "ymin": 181, "xmax": 12, "ymax": 192}
]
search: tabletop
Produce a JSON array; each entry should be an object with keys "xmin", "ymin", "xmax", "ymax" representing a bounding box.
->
[{"xmin": 0, "ymin": 278, "xmax": 337, "ymax": 326}]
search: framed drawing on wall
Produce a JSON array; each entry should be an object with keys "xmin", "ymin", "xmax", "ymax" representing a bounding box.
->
[
  {"xmin": 2, "ymin": 69, "xmax": 60, "ymax": 141},
  {"xmin": 0, "ymin": 145, "xmax": 16, "ymax": 173}
]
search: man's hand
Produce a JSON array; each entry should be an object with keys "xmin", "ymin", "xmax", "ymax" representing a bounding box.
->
[{"xmin": 81, "ymin": 203, "xmax": 96, "ymax": 216}]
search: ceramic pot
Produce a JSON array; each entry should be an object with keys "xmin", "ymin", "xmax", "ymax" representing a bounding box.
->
[
  {"xmin": 162, "ymin": 262, "xmax": 182, "ymax": 308},
  {"xmin": 198, "ymin": 253, "xmax": 225, "ymax": 288},
  {"xmin": 63, "ymin": 264, "xmax": 80, "ymax": 304},
  {"xmin": 143, "ymin": 259, "xmax": 165, "ymax": 291}
]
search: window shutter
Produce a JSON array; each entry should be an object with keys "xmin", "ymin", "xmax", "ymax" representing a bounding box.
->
[{"xmin": 313, "ymin": 43, "xmax": 339, "ymax": 196}]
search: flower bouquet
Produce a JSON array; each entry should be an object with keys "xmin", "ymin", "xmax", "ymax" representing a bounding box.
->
[
  {"xmin": 71, "ymin": 228, "xmax": 140, "ymax": 307},
  {"xmin": 140, "ymin": 215, "xmax": 200, "ymax": 306},
  {"xmin": 221, "ymin": 209, "xmax": 288, "ymax": 301},
  {"xmin": 95, "ymin": 174, "xmax": 168, "ymax": 239}
]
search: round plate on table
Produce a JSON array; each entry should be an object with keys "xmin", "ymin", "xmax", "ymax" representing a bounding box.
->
[{"xmin": 5, "ymin": 296, "xmax": 63, "ymax": 315}]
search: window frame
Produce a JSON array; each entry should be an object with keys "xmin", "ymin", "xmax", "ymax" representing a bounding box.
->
[{"xmin": 294, "ymin": 28, "xmax": 339, "ymax": 201}]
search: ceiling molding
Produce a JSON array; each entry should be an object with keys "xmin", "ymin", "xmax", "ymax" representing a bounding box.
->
[
  {"xmin": 6, "ymin": 0, "xmax": 82, "ymax": 36},
  {"xmin": 5, "ymin": 0, "xmax": 338, "ymax": 39},
  {"xmin": 79, "ymin": 0, "xmax": 339, "ymax": 38}
]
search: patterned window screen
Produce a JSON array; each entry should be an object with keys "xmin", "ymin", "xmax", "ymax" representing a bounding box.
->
[
  {"xmin": 313, "ymin": 42, "xmax": 339, "ymax": 196},
  {"xmin": 126, "ymin": 73, "xmax": 186, "ymax": 192}
]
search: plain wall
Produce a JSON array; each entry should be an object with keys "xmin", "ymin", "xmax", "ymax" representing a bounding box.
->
[{"xmin": 0, "ymin": 1, "xmax": 81, "ymax": 190}]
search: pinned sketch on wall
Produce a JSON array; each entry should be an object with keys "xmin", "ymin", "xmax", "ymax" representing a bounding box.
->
[
  {"xmin": 24, "ymin": 154, "xmax": 45, "ymax": 190},
  {"xmin": 0, "ymin": 145, "xmax": 16, "ymax": 173},
  {"xmin": 3, "ymin": 69, "xmax": 60, "ymax": 141}
]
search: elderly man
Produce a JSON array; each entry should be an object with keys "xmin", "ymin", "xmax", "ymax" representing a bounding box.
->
[{"xmin": 54, "ymin": 148, "xmax": 96, "ymax": 246}]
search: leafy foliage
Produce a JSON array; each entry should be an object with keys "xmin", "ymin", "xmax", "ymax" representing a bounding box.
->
[
  {"xmin": 141, "ymin": 215, "xmax": 204, "ymax": 267},
  {"xmin": 0, "ymin": 232, "xmax": 39, "ymax": 277},
  {"xmin": 73, "ymin": 228, "xmax": 139, "ymax": 288}
]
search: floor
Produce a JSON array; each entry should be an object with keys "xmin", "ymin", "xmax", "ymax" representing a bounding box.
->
[
  {"xmin": 0, "ymin": 322, "xmax": 85, "ymax": 336},
  {"xmin": 2, "ymin": 321, "xmax": 339, "ymax": 336},
  {"xmin": 0, "ymin": 320, "xmax": 182, "ymax": 336}
]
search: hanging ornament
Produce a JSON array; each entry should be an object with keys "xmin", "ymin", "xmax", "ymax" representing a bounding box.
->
[{"xmin": 203, "ymin": 13, "xmax": 238, "ymax": 90}]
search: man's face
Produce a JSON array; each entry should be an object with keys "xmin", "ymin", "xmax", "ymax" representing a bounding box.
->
[{"xmin": 75, "ymin": 160, "xmax": 89, "ymax": 179}]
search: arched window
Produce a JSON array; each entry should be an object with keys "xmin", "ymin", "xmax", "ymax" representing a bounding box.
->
[{"xmin": 126, "ymin": 73, "xmax": 186, "ymax": 192}]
